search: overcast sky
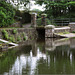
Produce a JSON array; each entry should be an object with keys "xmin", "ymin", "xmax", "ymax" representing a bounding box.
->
[
  {"xmin": 11, "ymin": 0, "xmax": 45, "ymax": 11},
  {"xmin": 30, "ymin": 1, "xmax": 45, "ymax": 11}
]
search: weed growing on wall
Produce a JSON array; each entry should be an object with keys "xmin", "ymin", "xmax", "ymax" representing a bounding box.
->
[
  {"xmin": 9, "ymin": 35, "xmax": 15, "ymax": 43},
  {"xmin": 17, "ymin": 36, "xmax": 21, "ymax": 41},
  {"xmin": 2, "ymin": 29, "xmax": 16, "ymax": 43},
  {"xmin": 23, "ymin": 36, "xmax": 27, "ymax": 40},
  {"xmin": 12, "ymin": 29, "xmax": 17, "ymax": 34},
  {"xmin": 72, "ymin": 31, "xmax": 75, "ymax": 33},
  {"xmin": 22, "ymin": 32, "xmax": 28, "ymax": 41},
  {"xmin": 2, "ymin": 29, "xmax": 9, "ymax": 40},
  {"xmin": 22, "ymin": 32, "xmax": 25, "ymax": 36}
]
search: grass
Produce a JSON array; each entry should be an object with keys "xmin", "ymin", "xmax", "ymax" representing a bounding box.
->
[
  {"xmin": 58, "ymin": 32, "xmax": 70, "ymax": 35},
  {"xmin": 0, "ymin": 53, "xmax": 3, "ymax": 57},
  {"xmin": 63, "ymin": 31, "xmax": 70, "ymax": 34}
]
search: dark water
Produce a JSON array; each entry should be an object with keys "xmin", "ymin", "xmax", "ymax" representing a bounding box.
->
[{"xmin": 0, "ymin": 38, "xmax": 75, "ymax": 75}]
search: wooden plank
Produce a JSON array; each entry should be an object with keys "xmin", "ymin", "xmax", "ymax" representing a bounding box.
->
[{"xmin": 0, "ymin": 39, "xmax": 18, "ymax": 46}]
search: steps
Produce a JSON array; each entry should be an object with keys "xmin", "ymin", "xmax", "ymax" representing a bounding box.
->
[{"xmin": 54, "ymin": 33, "xmax": 75, "ymax": 38}]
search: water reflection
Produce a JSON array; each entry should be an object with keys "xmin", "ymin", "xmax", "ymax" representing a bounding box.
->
[{"xmin": 1, "ymin": 38, "xmax": 75, "ymax": 74}]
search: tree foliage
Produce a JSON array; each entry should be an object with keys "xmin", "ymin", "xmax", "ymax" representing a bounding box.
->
[
  {"xmin": 36, "ymin": 1, "xmax": 75, "ymax": 18},
  {"xmin": 0, "ymin": 1, "xmax": 15, "ymax": 27},
  {"xmin": 6, "ymin": 0, "xmax": 30, "ymax": 8}
]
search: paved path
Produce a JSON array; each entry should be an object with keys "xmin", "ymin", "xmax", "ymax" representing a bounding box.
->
[
  {"xmin": 62, "ymin": 33, "xmax": 75, "ymax": 38},
  {"xmin": 23, "ymin": 23, "xmax": 31, "ymax": 28}
]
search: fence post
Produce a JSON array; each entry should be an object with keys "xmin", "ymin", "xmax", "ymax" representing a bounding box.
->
[
  {"xmin": 62, "ymin": 20, "xmax": 63, "ymax": 26},
  {"xmin": 41, "ymin": 14, "xmax": 47, "ymax": 26},
  {"xmin": 31, "ymin": 13, "xmax": 37, "ymax": 28},
  {"xmin": 45, "ymin": 25, "xmax": 55, "ymax": 38}
]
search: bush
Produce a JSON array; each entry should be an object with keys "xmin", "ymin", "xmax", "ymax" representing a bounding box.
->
[
  {"xmin": 36, "ymin": 18, "xmax": 51, "ymax": 26},
  {"xmin": 0, "ymin": 1, "xmax": 15, "ymax": 27}
]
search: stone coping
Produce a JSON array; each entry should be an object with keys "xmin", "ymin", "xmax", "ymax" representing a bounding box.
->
[
  {"xmin": 69, "ymin": 22, "xmax": 75, "ymax": 25},
  {"xmin": 54, "ymin": 26, "xmax": 70, "ymax": 30},
  {"xmin": 54, "ymin": 33, "xmax": 75, "ymax": 38},
  {"xmin": 0, "ymin": 28, "xmax": 35, "ymax": 31},
  {"xmin": 45, "ymin": 25, "xmax": 55, "ymax": 29}
]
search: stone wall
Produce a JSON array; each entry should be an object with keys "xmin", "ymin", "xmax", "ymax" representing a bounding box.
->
[
  {"xmin": 45, "ymin": 38, "xmax": 55, "ymax": 51},
  {"xmin": 45, "ymin": 38, "xmax": 70, "ymax": 51},
  {"xmin": 54, "ymin": 27, "xmax": 70, "ymax": 33},
  {"xmin": 69, "ymin": 23, "xmax": 75, "ymax": 32},
  {"xmin": 45, "ymin": 25, "xmax": 70, "ymax": 38},
  {"xmin": 0, "ymin": 28, "xmax": 37, "ymax": 44},
  {"xmin": 70, "ymin": 38, "xmax": 75, "ymax": 48},
  {"xmin": 45, "ymin": 25, "xmax": 55, "ymax": 37},
  {"xmin": 45, "ymin": 29, "xmax": 54, "ymax": 37}
]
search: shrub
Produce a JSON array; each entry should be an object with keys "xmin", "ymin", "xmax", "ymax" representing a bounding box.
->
[
  {"xmin": 0, "ymin": 1, "xmax": 15, "ymax": 27},
  {"xmin": 36, "ymin": 18, "xmax": 51, "ymax": 26}
]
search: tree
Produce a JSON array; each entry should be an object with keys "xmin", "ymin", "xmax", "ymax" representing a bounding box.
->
[
  {"xmin": 35, "ymin": 0, "xmax": 75, "ymax": 18},
  {"xmin": 5, "ymin": 0, "xmax": 30, "ymax": 11}
]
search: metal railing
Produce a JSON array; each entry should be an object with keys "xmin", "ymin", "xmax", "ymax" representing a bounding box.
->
[
  {"xmin": 36, "ymin": 18, "xmax": 75, "ymax": 26},
  {"xmin": 50, "ymin": 18, "xmax": 75, "ymax": 26}
]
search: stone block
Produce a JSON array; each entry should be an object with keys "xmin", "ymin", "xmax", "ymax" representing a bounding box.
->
[{"xmin": 45, "ymin": 25, "xmax": 55, "ymax": 37}]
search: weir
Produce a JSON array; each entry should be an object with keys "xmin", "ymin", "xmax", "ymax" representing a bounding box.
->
[
  {"xmin": 31, "ymin": 13, "xmax": 75, "ymax": 38},
  {"xmin": 36, "ymin": 27, "xmax": 45, "ymax": 39}
]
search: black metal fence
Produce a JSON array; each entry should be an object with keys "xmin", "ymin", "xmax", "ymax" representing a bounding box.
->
[
  {"xmin": 36, "ymin": 18, "xmax": 75, "ymax": 26},
  {"xmin": 50, "ymin": 18, "xmax": 75, "ymax": 26}
]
